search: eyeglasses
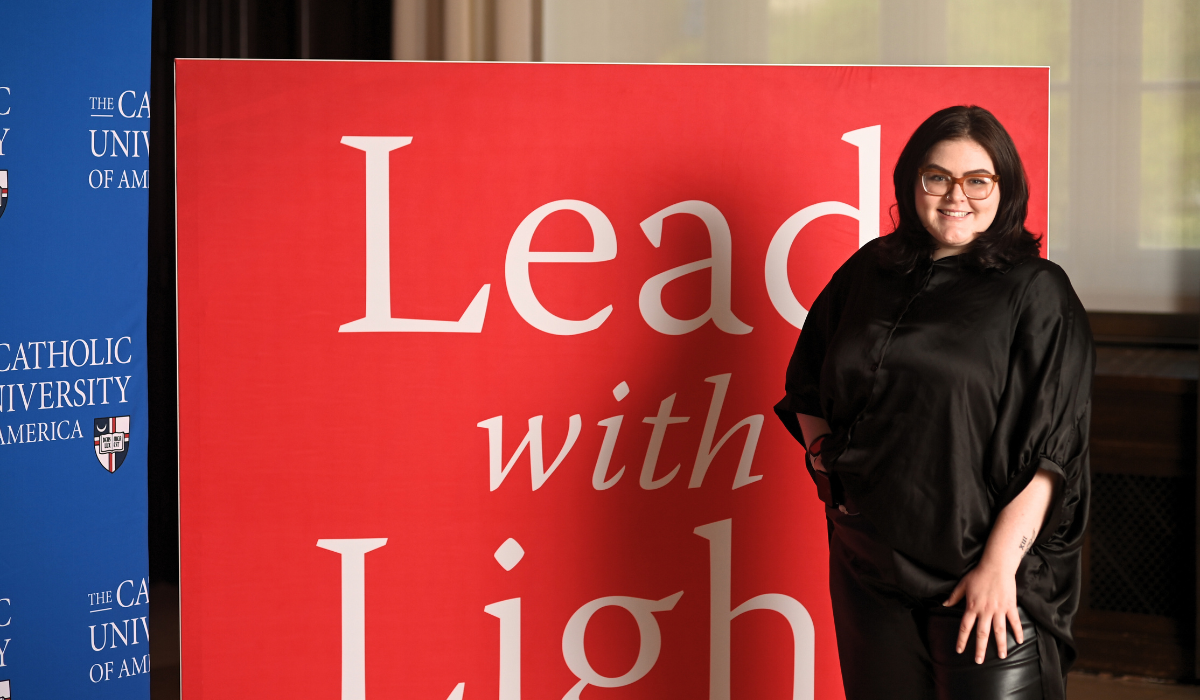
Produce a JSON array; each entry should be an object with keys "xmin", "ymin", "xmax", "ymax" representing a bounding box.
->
[{"xmin": 918, "ymin": 167, "xmax": 999, "ymax": 200}]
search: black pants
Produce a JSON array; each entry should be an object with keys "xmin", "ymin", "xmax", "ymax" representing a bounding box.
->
[{"xmin": 829, "ymin": 507, "xmax": 1044, "ymax": 700}]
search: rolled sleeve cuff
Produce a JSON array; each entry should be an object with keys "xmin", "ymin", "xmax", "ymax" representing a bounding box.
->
[
  {"xmin": 1032, "ymin": 455, "xmax": 1069, "ymax": 549},
  {"xmin": 773, "ymin": 391, "xmax": 821, "ymax": 447}
]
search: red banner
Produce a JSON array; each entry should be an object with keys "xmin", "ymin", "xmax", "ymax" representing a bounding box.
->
[{"xmin": 176, "ymin": 61, "xmax": 1048, "ymax": 700}]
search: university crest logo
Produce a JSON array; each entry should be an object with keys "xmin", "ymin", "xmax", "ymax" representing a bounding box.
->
[
  {"xmin": 94, "ymin": 416, "xmax": 130, "ymax": 473},
  {"xmin": 0, "ymin": 170, "xmax": 8, "ymax": 221}
]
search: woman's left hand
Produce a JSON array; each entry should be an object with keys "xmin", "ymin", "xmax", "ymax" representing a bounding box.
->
[
  {"xmin": 944, "ymin": 561, "xmax": 1023, "ymax": 663},
  {"xmin": 945, "ymin": 468, "xmax": 1055, "ymax": 663}
]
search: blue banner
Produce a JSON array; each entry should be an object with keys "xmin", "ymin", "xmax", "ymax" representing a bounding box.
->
[{"xmin": 0, "ymin": 2, "xmax": 152, "ymax": 697}]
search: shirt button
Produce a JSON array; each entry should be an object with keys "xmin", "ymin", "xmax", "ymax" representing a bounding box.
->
[{"xmin": 870, "ymin": 363, "xmax": 880, "ymax": 371}]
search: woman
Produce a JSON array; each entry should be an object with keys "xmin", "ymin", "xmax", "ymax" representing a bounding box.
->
[{"xmin": 775, "ymin": 106, "xmax": 1092, "ymax": 700}]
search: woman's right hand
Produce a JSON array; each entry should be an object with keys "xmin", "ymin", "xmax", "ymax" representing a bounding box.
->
[{"xmin": 811, "ymin": 454, "xmax": 827, "ymax": 472}]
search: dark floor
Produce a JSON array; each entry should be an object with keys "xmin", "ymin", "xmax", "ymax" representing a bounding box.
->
[{"xmin": 1069, "ymin": 673, "xmax": 1200, "ymax": 700}]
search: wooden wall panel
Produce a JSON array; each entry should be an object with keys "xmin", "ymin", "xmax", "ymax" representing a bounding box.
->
[{"xmin": 1074, "ymin": 313, "xmax": 1199, "ymax": 679}]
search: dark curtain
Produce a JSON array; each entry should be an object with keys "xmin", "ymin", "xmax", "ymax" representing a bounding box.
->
[{"xmin": 147, "ymin": 2, "xmax": 391, "ymax": 695}]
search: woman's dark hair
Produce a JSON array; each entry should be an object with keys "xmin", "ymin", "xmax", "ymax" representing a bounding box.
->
[{"xmin": 878, "ymin": 105, "xmax": 1041, "ymax": 272}]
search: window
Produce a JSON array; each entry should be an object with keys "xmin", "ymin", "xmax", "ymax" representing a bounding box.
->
[{"xmin": 544, "ymin": 0, "xmax": 1200, "ymax": 311}]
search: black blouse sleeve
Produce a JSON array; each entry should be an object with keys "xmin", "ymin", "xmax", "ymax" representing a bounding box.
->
[
  {"xmin": 990, "ymin": 262, "xmax": 1094, "ymax": 543},
  {"xmin": 773, "ymin": 249, "xmax": 859, "ymax": 448}
]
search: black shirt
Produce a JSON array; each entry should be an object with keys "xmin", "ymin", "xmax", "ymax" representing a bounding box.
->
[{"xmin": 775, "ymin": 238, "xmax": 1093, "ymax": 694}]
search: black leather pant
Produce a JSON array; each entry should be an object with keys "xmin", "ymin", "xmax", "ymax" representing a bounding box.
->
[{"xmin": 829, "ymin": 507, "xmax": 1044, "ymax": 700}]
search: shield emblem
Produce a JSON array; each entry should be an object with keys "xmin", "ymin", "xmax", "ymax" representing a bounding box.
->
[
  {"xmin": 0, "ymin": 170, "xmax": 8, "ymax": 221},
  {"xmin": 94, "ymin": 416, "xmax": 130, "ymax": 473}
]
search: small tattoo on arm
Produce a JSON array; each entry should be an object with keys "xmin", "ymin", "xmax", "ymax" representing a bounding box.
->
[{"xmin": 1018, "ymin": 536, "xmax": 1029, "ymax": 551}]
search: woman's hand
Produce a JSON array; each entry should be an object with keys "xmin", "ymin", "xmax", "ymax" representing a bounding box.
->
[
  {"xmin": 946, "ymin": 468, "xmax": 1057, "ymax": 662},
  {"xmin": 811, "ymin": 454, "xmax": 827, "ymax": 473},
  {"xmin": 944, "ymin": 561, "xmax": 1022, "ymax": 662}
]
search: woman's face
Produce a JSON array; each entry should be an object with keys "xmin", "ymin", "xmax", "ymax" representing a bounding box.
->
[{"xmin": 915, "ymin": 138, "xmax": 1000, "ymax": 257}]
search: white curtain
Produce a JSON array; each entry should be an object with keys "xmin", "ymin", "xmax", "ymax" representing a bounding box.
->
[{"xmin": 543, "ymin": 0, "xmax": 1200, "ymax": 313}]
